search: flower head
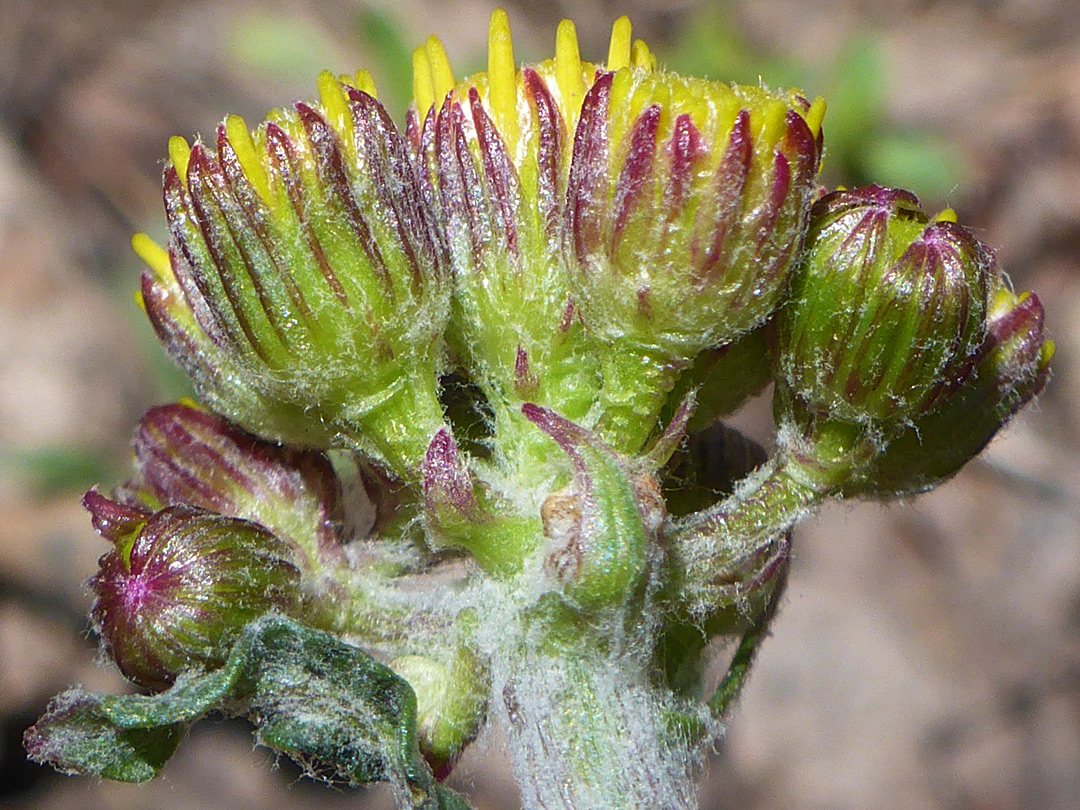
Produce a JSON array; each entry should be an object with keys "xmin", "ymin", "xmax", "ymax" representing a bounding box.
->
[
  {"xmin": 136, "ymin": 77, "xmax": 450, "ymax": 476},
  {"xmin": 843, "ymin": 284, "xmax": 1053, "ymax": 496},
  {"xmin": 778, "ymin": 186, "xmax": 991, "ymax": 430},
  {"xmin": 406, "ymin": 14, "xmax": 660, "ymax": 416},
  {"xmin": 567, "ymin": 62, "xmax": 825, "ymax": 356},
  {"xmin": 116, "ymin": 402, "xmax": 344, "ymax": 569}
]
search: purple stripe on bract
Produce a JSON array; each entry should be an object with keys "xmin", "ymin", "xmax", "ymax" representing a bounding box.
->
[
  {"xmin": 83, "ymin": 490, "xmax": 151, "ymax": 543},
  {"xmin": 698, "ymin": 110, "xmax": 752, "ymax": 283},
  {"xmin": 753, "ymin": 151, "xmax": 792, "ymax": 251},
  {"xmin": 208, "ymin": 127, "xmax": 297, "ymax": 353},
  {"xmin": 350, "ymin": 90, "xmax": 437, "ymax": 296},
  {"xmin": 441, "ymin": 102, "xmax": 491, "ymax": 271},
  {"xmin": 992, "ymin": 293, "xmax": 1043, "ymax": 356},
  {"xmin": 412, "ymin": 106, "xmax": 443, "ymax": 235},
  {"xmin": 421, "ymin": 429, "xmax": 478, "ymax": 517},
  {"xmin": 667, "ymin": 114, "xmax": 705, "ymax": 214},
  {"xmin": 433, "ymin": 98, "xmax": 470, "ymax": 266},
  {"xmin": 559, "ymin": 298, "xmax": 577, "ymax": 332},
  {"xmin": 142, "ymin": 437, "xmax": 228, "ymax": 511},
  {"xmin": 297, "ymin": 102, "xmax": 395, "ymax": 300},
  {"xmin": 264, "ymin": 122, "xmax": 350, "ymax": 307},
  {"xmin": 217, "ymin": 128, "xmax": 318, "ymax": 337},
  {"xmin": 567, "ymin": 72, "xmax": 614, "ymax": 266},
  {"xmin": 137, "ymin": 408, "xmax": 242, "ymax": 511},
  {"xmin": 405, "ymin": 106, "xmax": 422, "ymax": 152},
  {"xmin": 612, "ymin": 104, "xmax": 661, "ymax": 248},
  {"xmin": 164, "ymin": 168, "xmax": 233, "ymax": 349},
  {"xmin": 783, "ymin": 110, "xmax": 820, "ymax": 181},
  {"xmin": 523, "ymin": 68, "xmax": 564, "ymax": 236},
  {"xmin": 185, "ymin": 146, "xmax": 273, "ymax": 364},
  {"xmin": 470, "ymin": 88, "xmax": 522, "ymax": 264},
  {"xmin": 140, "ymin": 271, "xmax": 224, "ymax": 392},
  {"xmin": 514, "ymin": 345, "xmax": 540, "ymax": 397},
  {"xmin": 521, "ymin": 404, "xmax": 594, "ymax": 474}
]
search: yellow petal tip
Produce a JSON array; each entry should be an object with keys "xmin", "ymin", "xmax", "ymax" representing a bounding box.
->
[
  {"xmin": 412, "ymin": 45, "xmax": 435, "ymax": 121},
  {"xmin": 607, "ymin": 17, "xmax": 632, "ymax": 71},
  {"xmin": 426, "ymin": 35, "xmax": 455, "ymax": 109},
  {"xmin": 224, "ymin": 115, "xmax": 272, "ymax": 203},
  {"xmin": 488, "ymin": 9, "xmax": 518, "ymax": 147},
  {"xmin": 1041, "ymin": 340, "xmax": 1056, "ymax": 365},
  {"xmin": 317, "ymin": 70, "xmax": 352, "ymax": 139},
  {"xmin": 168, "ymin": 136, "xmax": 192, "ymax": 187},
  {"xmin": 555, "ymin": 19, "xmax": 586, "ymax": 126},
  {"xmin": 354, "ymin": 69, "xmax": 377, "ymax": 99},
  {"xmin": 805, "ymin": 97, "xmax": 827, "ymax": 138},
  {"xmin": 131, "ymin": 233, "xmax": 170, "ymax": 280},
  {"xmin": 631, "ymin": 39, "xmax": 657, "ymax": 72}
]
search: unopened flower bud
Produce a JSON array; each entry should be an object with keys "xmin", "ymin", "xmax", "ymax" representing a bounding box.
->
[
  {"xmin": 86, "ymin": 499, "xmax": 302, "ymax": 690},
  {"xmin": 569, "ymin": 72, "xmax": 823, "ymax": 356},
  {"xmin": 778, "ymin": 186, "xmax": 990, "ymax": 430},
  {"xmin": 117, "ymin": 403, "xmax": 344, "ymax": 569},
  {"xmin": 392, "ymin": 643, "xmax": 486, "ymax": 779},
  {"xmin": 844, "ymin": 286, "xmax": 1053, "ymax": 496},
  {"xmin": 136, "ymin": 75, "xmax": 450, "ymax": 477}
]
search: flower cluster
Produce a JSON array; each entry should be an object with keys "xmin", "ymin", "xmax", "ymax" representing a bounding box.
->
[{"xmin": 29, "ymin": 10, "xmax": 1051, "ymax": 810}]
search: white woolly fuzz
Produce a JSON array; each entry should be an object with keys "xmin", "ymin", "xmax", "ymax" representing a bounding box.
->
[{"xmin": 493, "ymin": 639, "xmax": 701, "ymax": 810}]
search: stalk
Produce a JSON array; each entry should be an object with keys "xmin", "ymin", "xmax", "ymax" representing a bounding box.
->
[
  {"xmin": 502, "ymin": 637, "xmax": 700, "ymax": 810},
  {"xmin": 595, "ymin": 340, "xmax": 685, "ymax": 455}
]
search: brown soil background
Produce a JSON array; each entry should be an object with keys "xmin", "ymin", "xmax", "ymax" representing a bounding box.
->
[{"xmin": 2, "ymin": 1, "xmax": 1078, "ymax": 808}]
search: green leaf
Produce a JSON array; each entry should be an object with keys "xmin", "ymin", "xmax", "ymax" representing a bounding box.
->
[
  {"xmin": 4, "ymin": 445, "xmax": 118, "ymax": 496},
  {"xmin": 229, "ymin": 11, "xmax": 342, "ymax": 83},
  {"xmin": 26, "ymin": 616, "xmax": 474, "ymax": 808},
  {"xmin": 354, "ymin": 8, "xmax": 414, "ymax": 119}
]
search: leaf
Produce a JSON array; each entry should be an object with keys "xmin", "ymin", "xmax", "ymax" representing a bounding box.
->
[
  {"xmin": 26, "ymin": 616, "xmax": 474, "ymax": 808},
  {"xmin": 4, "ymin": 445, "xmax": 118, "ymax": 496}
]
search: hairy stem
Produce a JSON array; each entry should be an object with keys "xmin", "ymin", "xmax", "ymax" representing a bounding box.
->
[{"xmin": 501, "ymin": 642, "xmax": 700, "ymax": 810}]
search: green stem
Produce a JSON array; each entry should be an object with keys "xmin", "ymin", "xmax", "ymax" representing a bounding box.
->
[
  {"xmin": 667, "ymin": 456, "xmax": 819, "ymax": 620},
  {"xmin": 596, "ymin": 340, "xmax": 686, "ymax": 454},
  {"xmin": 708, "ymin": 555, "xmax": 788, "ymax": 719},
  {"xmin": 348, "ymin": 369, "xmax": 447, "ymax": 481},
  {"xmin": 708, "ymin": 623, "xmax": 766, "ymax": 718},
  {"xmin": 504, "ymin": 638, "xmax": 699, "ymax": 810}
]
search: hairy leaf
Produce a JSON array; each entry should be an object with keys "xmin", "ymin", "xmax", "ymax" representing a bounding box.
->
[{"xmin": 26, "ymin": 616, "xmax": 472, "ymax": 808}]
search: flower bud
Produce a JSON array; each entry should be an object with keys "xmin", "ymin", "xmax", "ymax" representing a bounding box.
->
[
  {"xmin": 778, "ymin": 186, "xmax": 991, "ymax": 430},
  {"xmin": 391, "ymin": 645, "xmax": 486, "ymax": 779},
  {"xmin": 117, "ymin": 403, "xmax": 344, "ymax": 569},
  {"xmin": 86, "ymin": 499, "xmax": 302, "ymax": 691},
  {"xmin": 843, "ymin": 286, "xmax": 1053, "ymax": 496},
  {"xmin": 524, "ymin": 404, "xmax": 659, "ymax": 611},
  {"xmin": 136, "ymin": 75, "xmax": 450, "ymax": 476},
  {"xmin": 567, "ymin": 70, "xmax": 824, "ymax": 356}
]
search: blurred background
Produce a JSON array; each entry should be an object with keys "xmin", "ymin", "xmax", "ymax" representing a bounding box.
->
[{"xmin": 1, "ymin": 0, "xmax": 1078, "ymax": 807}]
